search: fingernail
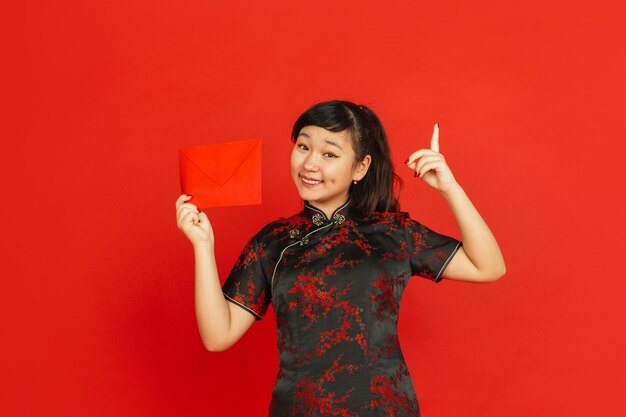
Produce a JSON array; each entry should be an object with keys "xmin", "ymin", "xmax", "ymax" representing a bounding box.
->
[{"xmin": 404, "ymin": 158, "xmax": 409, "ymax": 165}]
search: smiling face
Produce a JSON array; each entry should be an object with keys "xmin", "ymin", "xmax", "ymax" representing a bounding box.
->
[{"xmin": 291, "ymin": 125, "xmax": 371, "ymax": 217}]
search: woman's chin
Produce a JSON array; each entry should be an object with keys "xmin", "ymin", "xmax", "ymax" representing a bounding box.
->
[
  {"xmin": 297, "ymin": 189, "xmax": 318, "ymax": 202},
  {"xmin": 293, "ymin": 183, "xmax": 314, "ymax": 197}
]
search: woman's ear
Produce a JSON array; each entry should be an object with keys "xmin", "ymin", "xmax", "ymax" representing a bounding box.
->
[{"xmin": 353, "ymin": 155, "xmax": 372, "ymax": 181}]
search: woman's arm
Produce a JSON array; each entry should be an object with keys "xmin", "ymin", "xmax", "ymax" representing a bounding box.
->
[
  {"xmin": 176, "ymin": 194, "xmax": 256, "ymax": 351},
  {"xmin": 438, "ymin": 184, "xmax": 506, "ymax": 282},
  {"xmin": 406, "ymin": 124, "xmax": 506, "ymax": 283},
  {"xmin": 193, "ymin": 241, "xmax": 256, "ymax": 351}
]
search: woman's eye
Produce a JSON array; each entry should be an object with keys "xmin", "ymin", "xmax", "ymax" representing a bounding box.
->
[
  {"xmin": 323, "ymin": 152, "xmax": 337, "ymax": 158},
  {"xmin": 297, "ymin": 144, "xmax": 308, "ymax": 150}
]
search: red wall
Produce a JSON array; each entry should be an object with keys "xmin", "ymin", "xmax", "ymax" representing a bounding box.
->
[{"xmin": 4, "ymin": 1, "xmax": 625, "ymax": 416}]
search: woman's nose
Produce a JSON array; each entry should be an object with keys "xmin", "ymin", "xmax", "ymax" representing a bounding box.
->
[{"xmin": 303, "ymin": 153, "xmax": 319, "ymax": 171}]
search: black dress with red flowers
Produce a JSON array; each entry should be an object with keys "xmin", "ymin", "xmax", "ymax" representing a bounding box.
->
[{"xmin": 222, "ymin": 200, "xmax": 462, "ymax": 417}]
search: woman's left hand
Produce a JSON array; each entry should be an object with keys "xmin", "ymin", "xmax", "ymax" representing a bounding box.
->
[{"xmin": 405, "ymin": 123, "xmax": 459, "ymax": 194}]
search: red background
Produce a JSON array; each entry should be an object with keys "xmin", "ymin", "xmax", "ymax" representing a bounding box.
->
[{"xmin": 3, "ymin": 1, "xmax": 625, "ymax": 416}]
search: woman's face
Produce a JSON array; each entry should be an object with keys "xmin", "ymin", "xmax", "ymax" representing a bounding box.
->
[{"xmin": 291, "ymin": 125, "xmax": 370, "ymax": 215}]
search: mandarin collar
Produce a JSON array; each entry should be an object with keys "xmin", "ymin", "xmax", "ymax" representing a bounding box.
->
[{"xmin": 303, "ymin": 200, "xmax": 355, "ymax": 226}]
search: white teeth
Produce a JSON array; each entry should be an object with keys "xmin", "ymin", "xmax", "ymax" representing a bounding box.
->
[{"xmin": 301, "ymin": 177, "xmax": 321, "ymax": 185}]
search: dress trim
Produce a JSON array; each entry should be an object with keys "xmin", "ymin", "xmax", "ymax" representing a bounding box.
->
[
  {"xmin": 303, "ymin": 200, "xmax": 351, "ymax": 222},
  {"xmin": 434, "ymin": 240, "xmax": 463, "ymax": 282},
  {"xmin": 223, "ymin": 291, "xmax": 263, "ymax": 320},
  {"xmin": 270, "ymin": 221, "xmax": 336, "ymax": 292}
]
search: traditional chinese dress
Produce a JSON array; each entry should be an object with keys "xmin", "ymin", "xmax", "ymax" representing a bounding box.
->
[{"xmin": 222, "ymin": 200, "xmax": 462, "ymax": 417}]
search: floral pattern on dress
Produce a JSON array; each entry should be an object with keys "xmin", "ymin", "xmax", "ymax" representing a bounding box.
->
[{"xmin": 222, "ymin": 200, "xmax": 463, "ymax": 416}]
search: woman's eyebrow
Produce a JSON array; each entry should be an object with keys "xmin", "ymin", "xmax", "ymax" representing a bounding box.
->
[
  {"xmin": 324, "ymin": 140, "xmax": 343, "ymax": 151},
  {"xmin": 299, "ymin": 131, "xmax": 343, "ymax": 150}
]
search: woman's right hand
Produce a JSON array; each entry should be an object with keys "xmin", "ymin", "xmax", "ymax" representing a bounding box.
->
[{"xmin": 176, "ymin": 194, "xmax": 213, "ymax": 247}]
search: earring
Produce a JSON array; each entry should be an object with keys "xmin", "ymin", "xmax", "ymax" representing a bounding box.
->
[{"xmin": 353, "ymin": 180, "xmax": 358, "ymax": 185}]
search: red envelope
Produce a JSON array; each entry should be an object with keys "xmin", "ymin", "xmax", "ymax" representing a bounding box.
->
[{"xmin": 179, "ymin": 138, "xmax": 261, "ymax": 208}]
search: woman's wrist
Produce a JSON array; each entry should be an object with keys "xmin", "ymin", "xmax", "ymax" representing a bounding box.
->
[
  {"xmin": 193, "ymin": 239, "xmax": 214, "ymax": 254},
  {"xmin": 439, "ymin": 181, "xmax": 464, "ymax": 199}
]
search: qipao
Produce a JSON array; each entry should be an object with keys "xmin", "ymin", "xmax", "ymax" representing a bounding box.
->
[{"xmin": 222, "ymin": 200, "xmax": 462, "ymax": 417}]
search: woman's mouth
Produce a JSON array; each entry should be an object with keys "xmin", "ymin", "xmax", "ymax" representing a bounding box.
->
[{"xmin": 300, "ymin": 175, "xmax": 323, "ymax": 187}]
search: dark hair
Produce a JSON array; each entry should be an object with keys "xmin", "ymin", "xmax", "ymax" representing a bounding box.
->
[{"xmin": 290, "ymin": 100, "xmax": 402, "ymax": 214}]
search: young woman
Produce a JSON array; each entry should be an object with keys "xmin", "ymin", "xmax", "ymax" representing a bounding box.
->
[{"xmin": 175, "ymin": 100, "xmax": 505, "ymax": 417}]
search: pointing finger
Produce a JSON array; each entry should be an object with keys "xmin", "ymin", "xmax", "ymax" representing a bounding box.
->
[{"xmin": 431, "ymin": 123, "xmax": 439, "ymax": 153}]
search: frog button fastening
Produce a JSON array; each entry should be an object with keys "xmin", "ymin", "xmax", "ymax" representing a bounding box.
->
[
  {"xmin": 332, "ymin": 213, "xmax": 346, "ymax": 225},
  {"xmin": 299, "ymin": 236, "xmax": 310, "ymax": 246},
  {"xmin": 312, "ymin": 213, "xmax": 325, "ymax": 226}
]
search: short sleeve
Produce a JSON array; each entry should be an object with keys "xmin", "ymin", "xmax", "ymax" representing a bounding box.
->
[
  {"xmin": 404, "ymin": 215, "xmax": 463, "ymax": 283},
  {"xmin": 221, "ymin": 234, "xmax": 272, "ymax": 321}
]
